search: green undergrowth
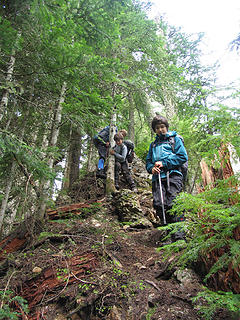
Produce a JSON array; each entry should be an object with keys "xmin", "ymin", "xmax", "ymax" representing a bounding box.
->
[
  {"xmin": 0, "ymin": 289, "xmax": 29, "ymax": 319},
  {"xmin": 193, "ymin": 289, "xmax": 240, "ymax": 320},
  {"xmin": 157, "ymin": 176, "xmax": 240, "ymax": 319}
]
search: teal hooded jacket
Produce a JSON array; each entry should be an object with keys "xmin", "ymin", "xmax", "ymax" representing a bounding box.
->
[{"xmin": 146, "ymin": 131, "xmax": 188, "ymax": 181}]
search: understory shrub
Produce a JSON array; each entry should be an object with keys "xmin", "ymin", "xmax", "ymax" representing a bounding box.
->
[{"xmin": 158, "ymin": 175, "xmax": 240, "ymax": 318}]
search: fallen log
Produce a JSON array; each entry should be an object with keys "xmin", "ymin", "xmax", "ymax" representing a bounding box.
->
[
  {"xmin": 0, "ymin": 236, "xmax": 27, "ymax": 262},
  {"xmin": 0, "ymin": 201, "xmax": 101, "ymax": 261},
  {"xmin": 46, "ymin": 201, "xmax": 102, "ymax": 219},
  {"xmin": 18, "ymin": 252, "xmax": 98, "ymax": 319}
]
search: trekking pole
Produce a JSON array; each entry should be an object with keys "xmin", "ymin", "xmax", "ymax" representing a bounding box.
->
[{"xmin": 158, "ymin": 172, "xmax": 166, "ymax": 225}]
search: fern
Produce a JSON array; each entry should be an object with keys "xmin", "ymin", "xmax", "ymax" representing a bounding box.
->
[
  {"xmin": 193, "ymin": 288, "xmax": 240, "ymax": 320},
  {"xmin": 158, "ymin": 175, "xmax": 240, "ymax": 317},
  {"xmin": 0, "ymin": 289, "xmax": 29, "ymax": 319}
]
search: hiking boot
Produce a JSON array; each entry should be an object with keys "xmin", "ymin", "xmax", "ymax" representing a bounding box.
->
[
  {"xmin": 160, "ymin": 239, "xmax": 172, "ymax": 246},
  {"xmin": 152, "ymin": 216, "xmax": 161, "ymax": 228},
  {"xmin": 171, "ymin": 233, "xmax": 186, "ymax": 243},
  {"xmin": 131, "ymin": 185, "xmax": 138, "ymax": 192},
  {"xmin": 96, "ymin": 169, "xmax": 106, "ymax": 178}
]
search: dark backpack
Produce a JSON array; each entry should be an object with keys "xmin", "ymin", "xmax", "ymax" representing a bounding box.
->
[
  {"xmin": 168, "ymin": 135, "xmax": 188, "ymax": 183},
  {"xmin": 123, "ymin": 140, "xmax": 135, "ymax": 163}
]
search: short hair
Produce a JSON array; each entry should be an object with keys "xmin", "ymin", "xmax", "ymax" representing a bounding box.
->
[
  {"xmin": 151, "ymin": 115, "xmax": 169, "ymax": 132},
  {"xmin": 119, "ymin": 129, "xmax": 127, "ymax": 137},
  {"xmin": 114, "ymin": 133, "xmax": 123, "ymax": 142}
]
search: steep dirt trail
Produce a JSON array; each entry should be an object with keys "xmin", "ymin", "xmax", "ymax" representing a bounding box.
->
[
  {"xmin": 0, "ymin": 197, "xmax": 232, "ymax": 320},
  {"xmin": 0, "ymin": 161, "xmax": 236, "ymax": 319}
]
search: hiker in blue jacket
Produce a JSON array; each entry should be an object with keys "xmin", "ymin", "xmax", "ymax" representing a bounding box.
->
[
  {"xmin": 93, "ymin": 126, "xmax": 127, "ymax": 178},
  {"xmin": 146, "ymin": 115, "xmax": 188, "ymax": 240}
]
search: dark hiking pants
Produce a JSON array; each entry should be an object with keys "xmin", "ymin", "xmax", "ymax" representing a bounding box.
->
[
  {"xmin": 93, "ymin": 137, "xmax": 108, "ymax": 160},
  {"xmin": 152, "ymin": 173, "xmax": 185, "ymax": 240},
  {"xmin": 115, "ymin": 161, "xmax": 135, "ymax": 188}
]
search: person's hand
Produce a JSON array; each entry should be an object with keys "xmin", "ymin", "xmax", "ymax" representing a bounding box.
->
[
  {"xmin": 152, "ymin": 161, "xmax": 163, "ymax": 174},
  {"xmin": 109, "ymin": 149, "xmax": 115, "ymax": 155}
]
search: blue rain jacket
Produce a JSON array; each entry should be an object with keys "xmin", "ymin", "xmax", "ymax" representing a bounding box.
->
[{"xmin": 146, "ymin": 131, "xmax": 188, "ymax": 181}]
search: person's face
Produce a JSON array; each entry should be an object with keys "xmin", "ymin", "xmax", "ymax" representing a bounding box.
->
[
  {"xmin": 116, "ymin": 139, "xmax": 123, "ymax": 146},
  {"xmin": 155, "ymin": 123, "xmax": 167, "ymax": 135}
]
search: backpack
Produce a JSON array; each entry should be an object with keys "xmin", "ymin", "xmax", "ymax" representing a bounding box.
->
[
  {"xmin": 97, "ymin": 125, "xmax": 110, "ymax": 143},
  {"xmin": 168, "ymin": 135, "xmax": 188, "ymax": 183},
  {"xmin": 123, "ymin": 140, "xmax": 135, "ymax": 163}
]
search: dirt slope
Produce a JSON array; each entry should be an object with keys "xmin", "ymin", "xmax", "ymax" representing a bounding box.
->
[{"xmin": 0, "ymin": 166, "xmax": 236, "ymax": 319}]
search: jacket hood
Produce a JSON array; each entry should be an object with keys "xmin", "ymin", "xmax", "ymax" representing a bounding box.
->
[{"xmin": 155, "ymin": 130, "xmax": 177, "ymax": 140}]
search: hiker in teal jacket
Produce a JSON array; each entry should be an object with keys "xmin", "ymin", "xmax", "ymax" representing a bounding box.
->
[{"xmin": 146, "ymin": 115, "xmax": 188, "ymax": 240}]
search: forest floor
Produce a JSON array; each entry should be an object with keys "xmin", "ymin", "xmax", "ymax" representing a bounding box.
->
[{"xmin": 0, "ymin": 169, "xmax": 237, "ymax": 320}]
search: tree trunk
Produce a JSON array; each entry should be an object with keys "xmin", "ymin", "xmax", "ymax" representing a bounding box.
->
[
  {"xmin": 106, "ymin": 111, "xmax": 117, "ymax": 195},
  {"xmin": 86, "ymin": 137, "xmax": 95, "ymax": 173},
  {"xmin": 3, "ymin": 200, "xmax": 20, "ymax": 237},
  {"xmin": 38, "ymin": 82, "xmax": 67, "ymax": 220},
  {"xmin": 62, "ymin": 125, "xmax": 72, "ymax": 190},
  {"xmin": 128, "ymin": 93, "xmax": 135, "ymax": 142},
  {"xmin": 0, "ymin": 83, "xmax": 35, "ymax": 235},
  {"xmin": 163, "ymin": 89, "xmax": 176, "ymax": 121},
  {"xmin": 0, "ymin": 161, "xmax": 17, "ymax": 237},
  {"xmin": 228, "ymin": 143, "xmax": 240, "ymax": 175},
  {"xmin": 69, "ymin": 128, "xmax": 82, "ymax": 189},
  {"xmin": 0, "ymin": 32, "xmax": 21, "ymax": 122}
]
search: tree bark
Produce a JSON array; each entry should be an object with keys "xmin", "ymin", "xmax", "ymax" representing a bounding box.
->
[
  {"xmin": 162, "ymin": 88, "xmax": 176, "ymax": 122},
  {"xmin": 62, "ymin": 125, "xmax": 72, "ymax": 190},
  {"xmin": 38, "ymin": 82, "xmax": 67, "ymax": 220},
  {"xmin": 0, "ymin": 161, "xmax": 17, "ymax": 237},
  {"xmin": 3, "ymin": 199, "xmax": 20, "ymax": 237},
  {"xmin": 0, "ymin": 32, "xmax": 21, "ymax": 122},
  {"xmin": 86, "ymin": 137, "xmax": 95, "ymax": 173},
  {"xmin": 69, "ymin": 128, "xmax": 82, "ymax": 189},
  {"xmin": 0, "ymin": 82, "xmax": 35, "ymax": 235},
  {"xmin": 106, "ymin": 83, "xmax": 118, "ymax": 195},
  {"xmin": 200, "ymin": 143, "xmax": 236, "ymax": 190},
  {"xmin": 106, "ymin": 111, "xmax": 117, "ymax": 195},
  {"xmin": 128, "ymin": 93, "xmax": 135, "ymax": 142}
]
